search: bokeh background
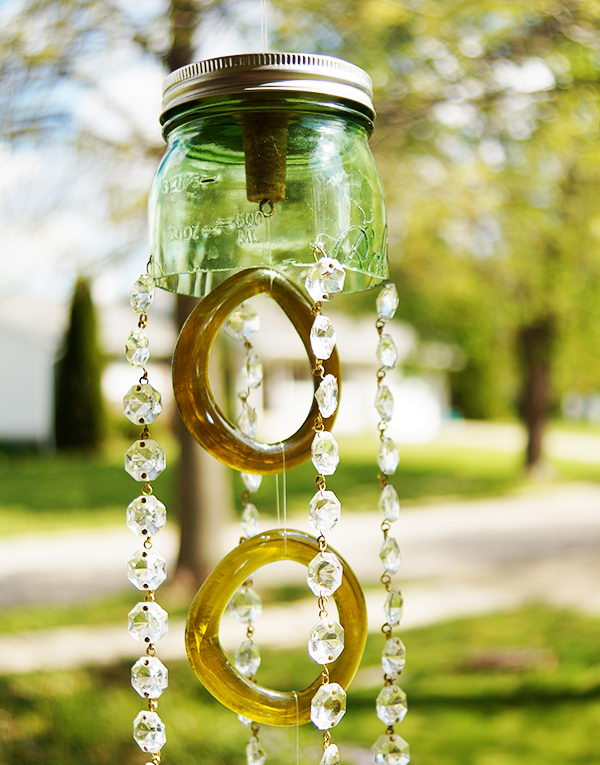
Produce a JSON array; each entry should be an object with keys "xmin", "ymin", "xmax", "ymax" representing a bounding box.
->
[{"xmin": 1, "ymin": 1, "xmax": 600, "ymax": 763}]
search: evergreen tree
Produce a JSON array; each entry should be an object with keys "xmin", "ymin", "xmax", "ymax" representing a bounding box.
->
[{"xmin": 54, "ymin": 277, "xmax": 104, "ymax": 450}]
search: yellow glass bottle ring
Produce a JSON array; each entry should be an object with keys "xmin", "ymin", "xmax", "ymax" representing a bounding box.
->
[
  {"xmin": 172, "ymin": 268, "xmax": 341, "ymax": 473},
  {"xmin": 185, "ymin": 529, "xmax": 368, "ymax": 726}
]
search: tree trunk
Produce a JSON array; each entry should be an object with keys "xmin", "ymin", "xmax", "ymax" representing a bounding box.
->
[
  {"xmin": 164, "ymin": 4, "xmax": 232, "ymax": 593},
  {"xmin": 172, "ymin": 295, "xmax": 233, "ymax": 592},
  {"xmin": 517, "ymin": 317, "xmax": 556, "ymax": 473}
]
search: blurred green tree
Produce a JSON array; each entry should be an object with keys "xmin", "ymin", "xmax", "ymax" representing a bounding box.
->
[
  {"xmin": 54, "ymin": 276, "xmax": 104, "ymax": 450},
  {"xmin": 275, "ymin": 0, "xmax": 600, "ymax": 470}
]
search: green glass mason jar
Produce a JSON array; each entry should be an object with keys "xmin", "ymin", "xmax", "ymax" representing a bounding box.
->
[{"xmin": 149, "ymin": 53, "xmax": 387, "ymax": 297}]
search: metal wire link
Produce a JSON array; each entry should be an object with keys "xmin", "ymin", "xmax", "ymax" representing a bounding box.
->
[
  {"xmin": 380, "ymin": 573, "xmax": 392, "ymax": 591},
  {"xmin": 317, "ymin": 595, "xmax": 329, "ymax": 618},
  {"xmin": 315, "ymin": 474, "xmax": 327, "ymax": 491}
]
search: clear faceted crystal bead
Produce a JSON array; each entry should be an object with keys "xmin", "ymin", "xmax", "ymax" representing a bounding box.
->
[
  {"xmin": 382, "ymin": 637, "xmax": 407, "ymax": 678},
  {"xmin": 241, "ymin": 472, "xmax": 262, "ymax": 493},
  {"xmin": 225, "ymin": 302, "xmax": 259, "ymax": 340},
  {"xmin": 311, "ymin": 431, "xmax": 339, "ymax": 475},
  {"xmin": 305, "ymin": 257, "xmax": 346, "ymax": 302},
  {"xmin": 123, "ymin": 383, "xmax": 162, "ymax": 425},
  {"xmin": 131, "ymin": 655, "xmax": 168, "ymax": 698},
  {"xmin": 309, "ymin": 489, "xmax": 341, "ymax": 535},
  {"xmin": 235, "ymin": 639, "xmax": 261, "ymax": 677},
  {"xmin": 315, "ymin": 374, "xmax": 339, "ymax": 418},
  {"xmin": 310, "ymin": 682, "xmax": 346, "ymax": 729},
  {"xmin": 242, "ymin": 351, "xmax": 263, "ymax": 389},
  {"xmin": 378, "ymin": 437, "xmax": 399, "ymax": 476},
  {"xmin": 320, "ymin": 744, "xmax": 341, "ymax": 765},
  {"xmin": 310, "ymin": 314, "xmax": 336, "ymax": 360},
  {"xmin": 384, "ymin": 587, "xmax": 404, "ymax": 626},
  {"xmin": 241, "ymin": 503, "xmax": 260, "ymax": 538},
  {"xmin": 380, "ymin": 536, "xmax": 401, "ymax": 574},
  {"xmin": 130, "ymin": 274, "xmax": 155, "ymax": 313},
  {"xmin": 128, "ymin": 601, "xmax": 168, "ymax": 643},
  {"xmin": 379, "ymin": 484, "xmax": 400, "ymax": 522},
  {"xmin": 125, "ymin": 330, "xmax": 150, "ymax": 367},
  {"xmin": 375, "ymin": 384, "xmax": 394, "ymax": 422},
  {"xmin": 238, "ymin": 403, "xmax": 257, "ymax": 438},
  {"xmin": 246, "ymin": 739, "xmax": 267, "ymax": 765},
  {"xmin": 229, "ymin": 586, "xmax": 263, "ymax": 623},
  {"xmin": 376, "ymin": 684, "xmax": 408, "ymax": 725},
  {"xmin": 308, "ymin": 618, "xmax": 345, "ymax": 664},
  {"xmin": 371, "ymin": 733, "xmax": 410, "ymax": 765},
  {"xmin": 127, "ymin": 549, "xmax": 167, "ymax": 591},
  {"xmin": 127, "ymin": 495, "xmax": 167, "ymax": 537},
  {"xmin": 376, "ymin": 334, "xmax": 398, "ymax": 369},
  {"xmin": 376, "ymin": 283, "xmax": 399, "ymax": 320},
  {"xmin": 133, "ymin": 710, "xmax": 166, "ymax": 753},
  {"xmin": 307, "ymin": 552, "xmax": 343, "ymax": 597},
  {"xmin": 125, "ymin": 439, "xmax": 166, "ymax": 481}
]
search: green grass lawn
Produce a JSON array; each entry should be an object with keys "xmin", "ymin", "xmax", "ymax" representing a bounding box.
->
[
  {"xmin": 2, "ymin": 423, "xmax": 600, "ymax": 536},
  {"xmin": 2, "ymin": 605, "xmax": 599, "ymax": 764}
]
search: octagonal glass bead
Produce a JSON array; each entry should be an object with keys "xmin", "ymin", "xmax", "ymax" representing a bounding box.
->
[
  {"xmin": 310, "ymin": 682, "xmax": 346, "ymax": 729},
  {"xmin": 127, "ymin": 549, "xmax": 167, "ymax": 591},
  {"xmin": 371, "ymin": 733, "xmax": 410, "ymax": 765},
  {"xmin": 309, "ymin": 489, "xmax": 341, "ymax": 535},
  {"xmin": 128, "ymin": 601, "xmax": 168, "ymax": 643},
  {"xmin": 133, "ymin": 710, "xmax": 166, "ymax": 753},
  {"xmin": 125, "ymin": 330, "xmax": 150, "ymax": 367},
  {"xmin": 307, "ymin": 552, "xmax": 343, "ymax": 597},
  {"xmin": 311, "ymin": 431, "xmax": 339, "ymax": 475},
  {"xmin": 310, "ymin": 314, "xmax": 336, "ymax": 360},
  {"xmin": 235, "ymin": 639, "xmax": 261, "ymax": 678},
  {"xmin": 376, "ymin": 283, "xmax": 399, "ymax": 320},
  {"xmin": 308, "ymin": 618, "xmax": 345, "ymax": 664},
  {"xmin": 130, "ymin": 274, "xmax": 155, "ymax": 313},
  {"xmin": 376, "ymin": 684, "xmax": 408, "ymax": 725},
  {"xmin": 382, "ymin": 637, "xmax": 406, "ymax": 678},
  {"xmin": 229, "ymin": 586, "xmax": 262, "ymax": 623},
  {"xmin": 305, "ymin": 257, "xmax": 346, "ymax": 302},
  {"xmin": 225, "ymin": 302, "xmax": 259, "ymax": 340},
  {"xmin": 131, "ymin": 655, "xmax": 168, "ymax": 698},
  {"xmin": 379, "ymin": 484, "xmax": 400, "ymax": 522},
  {"xmin": 126, "ymin": 495, "xmax": 167, "ymax": 537},
  {"xmin": 125, "ymin": 439, "xmax": 166, "ymax": 482},
  {"xmin": 315, "ymin": 374, "xmax": 339, "ymax": 418},
  {"xmin": 123, "ymin": 383, "xmax": 162, "ymax": 425}
]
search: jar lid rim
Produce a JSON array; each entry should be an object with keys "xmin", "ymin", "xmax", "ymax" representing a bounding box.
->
[{"xmin": 162, "ymin": 52, "xmax": 375, "ymax": 122}]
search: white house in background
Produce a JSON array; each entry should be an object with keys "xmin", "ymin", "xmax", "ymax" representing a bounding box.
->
[
  {"xmin": 0, "ymin": 318, "xmax": 57, "ymax": 446},
  {"xmin": 246, "ymin": 297, "xmax": 450, "ymax": 444},
  {"xmin": 0, "ymin": 291, "xmax": 452, "ymax": 446}
]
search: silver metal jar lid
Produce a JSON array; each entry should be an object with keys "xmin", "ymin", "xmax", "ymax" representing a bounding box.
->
[{"xmin": 161, "ymin": 52, "xmax": 374, "ymax": 122}]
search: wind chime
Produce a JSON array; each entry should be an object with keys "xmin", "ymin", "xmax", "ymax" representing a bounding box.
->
[{"xmin": 122, "ymin": 53, "xmax": 409, "ymax": 765}]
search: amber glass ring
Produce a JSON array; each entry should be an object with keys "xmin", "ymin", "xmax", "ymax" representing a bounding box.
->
[
  {"xmin": 185, "ymin": 529, "xmax": 368, "ymax": 726},
  {"xmin": 172, "ymin": 268, "xmax": 341, "ymax": 473}
]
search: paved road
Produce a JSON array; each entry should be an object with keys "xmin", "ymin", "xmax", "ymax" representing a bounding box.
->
[{"xmin": 1, "ymin": 483, "xmax": 599, "ymax": 672}]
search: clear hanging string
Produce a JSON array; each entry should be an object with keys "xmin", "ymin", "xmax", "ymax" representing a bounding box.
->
[{"xmin": 224, "ymin": 301, "xmax": 267, "ymax": 765}]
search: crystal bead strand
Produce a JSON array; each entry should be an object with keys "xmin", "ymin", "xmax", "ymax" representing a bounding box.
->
[
  {"xmin": 124, "ymin": 272, "xmax": 169, "ymax": 765},
  {"xmin": 224, "ymin": 304, "xmax": 267, "ymax": 765},
  {"xmin": 370, "ymin": 283, "xmax": 410, "ymax": 765},
  {"xmin": 306, "ymin": 253, "xmax": 346, "ymax": 763}
]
